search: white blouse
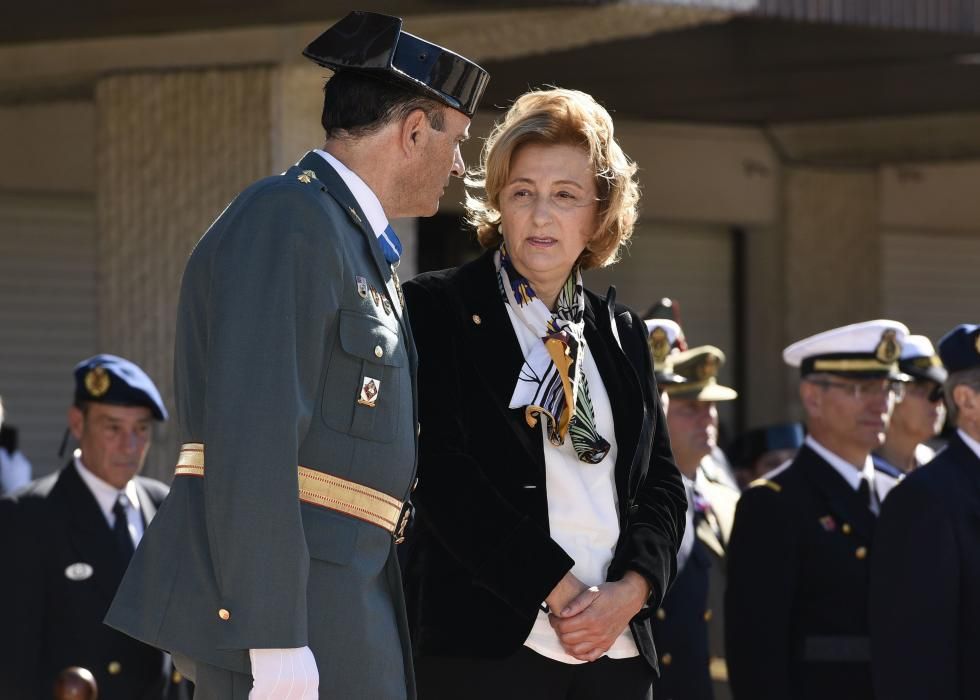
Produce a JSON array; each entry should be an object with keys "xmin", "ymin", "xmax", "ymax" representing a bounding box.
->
[{"xmin": 504, "ymin": 304, "xmax": 639, "ymax": 663}]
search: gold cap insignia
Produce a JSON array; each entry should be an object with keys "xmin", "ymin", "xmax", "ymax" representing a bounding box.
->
[
  {"xmin": 84, "ymin": 367, "xmax": 111, "ymax": 397},
  {"xmin": 975, "ymin": 334, "xmax": 980, "ymax": 354},
  {"xmin": 875, "ymin": 329, "xmax": 901, "ymax": 364},
  {"xmin": 695, "ymin": 355, "xmax": 720, "ymax": 381},
  {"xmin": 649, "ymin": 327, "xmax": 670, "ymax": 365},
  {"xmin": 297, "ymin": 169, "xmax": 316, "ymax": 184}
]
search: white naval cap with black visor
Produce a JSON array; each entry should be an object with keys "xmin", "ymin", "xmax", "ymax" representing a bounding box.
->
[
  {"xmin": 303, "ymin": 11, "xmax": 490, "ymax": 118},
  {"xmin": 783, "ymin": 319, "xmax": 911, "ymax": 380}
]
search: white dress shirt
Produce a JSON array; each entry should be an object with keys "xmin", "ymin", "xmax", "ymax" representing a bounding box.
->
[
  {"xmin": 313, "ymin": 149, "xmax": 402, "ymax": 314},
  {"xmin": 505, "ymin": 305, "xmax": 639, "ymax": 663},
  {"xmin": 74, "ymin": 458, "xmax": 144, "ymax": 546},
  {"xmin": 804, "ymin": 436, "xmax": 880, "ymax": 513}
]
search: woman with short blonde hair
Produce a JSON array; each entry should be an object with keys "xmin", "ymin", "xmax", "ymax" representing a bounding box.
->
[{"xmin": 402, "ymin": 88, "xmax": 684, "ymax": 699}]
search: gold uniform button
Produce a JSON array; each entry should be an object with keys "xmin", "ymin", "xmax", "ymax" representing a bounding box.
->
[
  {"xmin": 472, "ymin": 314, "xmax": 482, "ymax": 325},
  {"xmin": 855, "ymin": 546, "xmax": 868, "ymax": 560},
  {"xmin": 842, "ymin": 523, "xmax": 852, "ymax": 535},
  {"xmin": 218, "ymin": 608, "xmax": 231, "ymax": 620},
  {"xmin": 704, "ymin": 609, "xmax": 714, "ymax": 622},
  {"xmin": 655, "ymin": 608, "xmax": 666, "ymax": 621},
  {"xmin": 661, "ymin": 653, "xmax": 673, "ymax": 666},
  {"xmin": 172, "ymin": 671, "xmax": 183, "ymax": 683},
  {"xmin": 374, "ymin": 345, "xmax": 383, "ymax": 358},
  {"xmin": 107, "ymin": 661, "xmax": 122, "ymax": 675}
]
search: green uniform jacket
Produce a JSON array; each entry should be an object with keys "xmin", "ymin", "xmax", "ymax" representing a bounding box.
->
[{"xmin": 106, "ymin": 152, "xmax": 419, "ymax": 699}]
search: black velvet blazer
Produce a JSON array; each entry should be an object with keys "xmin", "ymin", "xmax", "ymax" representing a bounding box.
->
[{"xmin": 401, "ymin": 250, "xmax": 686, "ymax": 670}]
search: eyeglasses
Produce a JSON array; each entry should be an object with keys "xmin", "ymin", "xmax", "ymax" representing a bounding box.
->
[
  {"xmin": 902, "ymin": 381, "xmax": 943, "ymax": 402},
  {"xmin": 807, "ymin": 378, "xmax": 906, "ymax": 401}
]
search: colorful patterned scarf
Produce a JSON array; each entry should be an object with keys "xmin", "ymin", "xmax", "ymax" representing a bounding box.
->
[{"xmin": 495, "ymin": 244, "xmax": 611, "ymax": 464}]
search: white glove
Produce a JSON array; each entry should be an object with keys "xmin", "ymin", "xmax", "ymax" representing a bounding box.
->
[{"xmin": 248, "ymin": 647, "xmax": 319, "ymax": 700}]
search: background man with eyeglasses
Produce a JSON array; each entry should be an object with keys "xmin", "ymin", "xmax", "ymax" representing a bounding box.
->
[
  {"xmin": 873, "ymin": 334, "xmax": 948, "ymax": 476},
  {"xmin": 870, "ymin": 323, "xmax": 980, "ymax": 700},
  {"xmin": 725, "ymin": 320, "xmax": 908, "ymax": 700}
]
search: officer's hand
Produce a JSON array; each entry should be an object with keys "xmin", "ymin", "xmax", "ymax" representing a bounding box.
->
[{"xmin": 548, "ymin": 571, "xmax": 650, "ymax": 662}]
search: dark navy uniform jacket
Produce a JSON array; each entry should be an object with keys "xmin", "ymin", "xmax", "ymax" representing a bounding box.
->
[
  {"xmin": 725, "ymin": 445, "xmax": 897, "ymax": 700},
  {"xmin": 870, "ymin": 431, "xmax": 980, "ymax": 700},
  {"xmin": 0, "ymin": 464, "xmax": 180, "ymax": 699}
]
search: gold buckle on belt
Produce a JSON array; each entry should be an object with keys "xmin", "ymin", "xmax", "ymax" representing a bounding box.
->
[{"xmin": 175, "ymin": 443, "xmax": 410, "ymax": 541}]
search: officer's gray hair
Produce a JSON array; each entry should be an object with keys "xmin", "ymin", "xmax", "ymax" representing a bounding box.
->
[{"xmin": 943, "ymin": 367, "xmax": 980, "ymax": 426}]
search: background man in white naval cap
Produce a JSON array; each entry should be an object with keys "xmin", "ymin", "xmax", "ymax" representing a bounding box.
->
[
  {"xmin": 872, "ymin": 334, "xmax": 947, "ymax": 476},
  {"xmin": 725, "ymin": 320, "xmax": 908, "ymax": 700}
]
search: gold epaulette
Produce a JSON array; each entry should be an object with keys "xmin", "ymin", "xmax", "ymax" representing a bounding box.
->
[{"xmin": 749, "ymin": 478, "xmax": 782, "ymax": 493}]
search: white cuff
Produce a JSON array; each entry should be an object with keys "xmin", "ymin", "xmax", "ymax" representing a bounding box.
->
[{"xmin": 248, "ymin": 647, "xmax": 318, "ymax": 700}]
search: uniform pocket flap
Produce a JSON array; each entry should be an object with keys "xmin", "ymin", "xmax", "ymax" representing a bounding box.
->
[
  {"xmin": 302, "ymin": 504, "xmax": 359, "ymax": 565},
  {"xmin": 338, "ymin": 310, "xmax": 403, "ymax": 367}
]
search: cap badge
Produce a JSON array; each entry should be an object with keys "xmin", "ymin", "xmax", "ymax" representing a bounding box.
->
[
  {"xmin": 649, "ymin": 327, "xmax": 670, "ymax": 365},
  {"xmin": 84, "ymin": 367, "xmax": 111, "ymax": 397},
  {"xmin": 875, "ymin": 329, "xmax": 901, "ymax": 364},
  {"xmin": 297, "ymin": 169, "xmax": 316, "ymax": 184},
  {"xmin": 696, "ymin": 355, "xmax": 720, "ymax": 381},
  {"xmin": 975, "ymin": 334, "xmax": 980, "ymax": 354}
]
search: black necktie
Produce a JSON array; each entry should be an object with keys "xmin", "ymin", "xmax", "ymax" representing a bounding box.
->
[
  {"xmin": 112, "ymin": 497, "xmax": 135, "ymax": 561},
  {"xmin": 857, "ymin": 478, "xmax": 874, "ymax": 514}
]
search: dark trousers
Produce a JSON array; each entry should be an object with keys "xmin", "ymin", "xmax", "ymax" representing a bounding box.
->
[
  {"xmin": 172, "ymin": 654, "xmax": 250, "ymax": 700},
  {"xmin": 416, "ymin": 647, "xmax": 655, "ymax": 700}
]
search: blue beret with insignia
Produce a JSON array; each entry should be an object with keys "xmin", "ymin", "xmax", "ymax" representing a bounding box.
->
[
  {"xmin": 937, "ymin": 324, "xmax": 980, "ymax": 375},
  {"xmin": 73, "ymin": 354, "xmax": 167, "ymax": 421}
]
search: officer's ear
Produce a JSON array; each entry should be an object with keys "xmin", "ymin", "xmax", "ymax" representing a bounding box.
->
[
  {"xmin": 68, "ymin": 405, "xmax": 86, "ymax": 441},
  {"xmin": 399, "ymin": 108, "xmax": 429, "ymax": 156},
  {"xmin": 952, "ymin": 384, "xmax": 979, "ymax": 416},
  {"xmin": 800, "ymin": 379, "xmax": 823, "ymax": 417}
]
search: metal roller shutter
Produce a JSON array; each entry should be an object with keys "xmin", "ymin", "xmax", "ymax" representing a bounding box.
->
[
  {"xmin": 584, "ymin": 221, "xmax": 737, "ymax": 427},
  {"xmin": 881, "ymin": 230, "xmax": 980, "ymax": 345},
  {"xmin": 0, "ymin": 193, "xmax": 97, "ymax": 479}
]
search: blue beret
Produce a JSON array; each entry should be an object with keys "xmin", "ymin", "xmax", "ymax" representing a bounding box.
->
[
  {"xmin": 937, "ymin": 324, "xmax": 980, "ymax": 376},
  {"xmin": 73, "ymin": 354, "xmax": 167, "ymax": 421}
]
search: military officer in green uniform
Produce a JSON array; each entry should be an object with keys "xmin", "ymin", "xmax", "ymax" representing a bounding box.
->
[
  {"xmin": 654, "ymin": 344, "xmax": 740, "ymax": 700},
  {"xmin": 105, "ymin": 12, "xmax": 487, "ymax": 700}
]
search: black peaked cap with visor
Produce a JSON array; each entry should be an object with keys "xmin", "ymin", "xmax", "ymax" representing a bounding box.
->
[{"xmin": 303, "ymin": 11, "xmax": 490, "ymax": 118}]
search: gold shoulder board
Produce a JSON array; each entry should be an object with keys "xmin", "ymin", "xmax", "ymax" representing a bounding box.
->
[{"xmin": 749, "ymin": 478, "xmax": 782, "ymax": 493}]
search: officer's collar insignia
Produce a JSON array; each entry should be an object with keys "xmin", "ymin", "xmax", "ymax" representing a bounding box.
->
[
  {"xmin": 696, "ymin": 355, "xmax": 720, "ymax": 381},
  {"xmin": 818, "ymin": 515, "xmax": 837, "ymax": 532},
  {"xmin": 297, "ymin": 169, "xmax": 317, "ymax": 184},
  {"xmin": 649, "ymin": 327, "xmax": 670, "ymax": 365},
  {"xmin": 84, "ymin": 367, "xmax": 111, "ymax": 397},
  {"xmin": 356, "ymin": 276, "xmax": 369, "ymax": 299},
  {"xmin": 875, "ymin": 329, "xmax": 901, "ymax": 364}
]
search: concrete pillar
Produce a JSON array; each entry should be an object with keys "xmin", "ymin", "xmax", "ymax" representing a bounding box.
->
[
  {"xmin": 95, "ymin": 66, "xmax": 274, "ymax": 479},
  {"xmin": 780, "ymin": 166, "xmax": 880, "ymax": 418}
]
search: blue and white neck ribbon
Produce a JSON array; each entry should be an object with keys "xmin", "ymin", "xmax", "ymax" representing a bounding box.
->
[{"xmin": 378, "ymin": 225, "xmax": 403, "ymax": 266}]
